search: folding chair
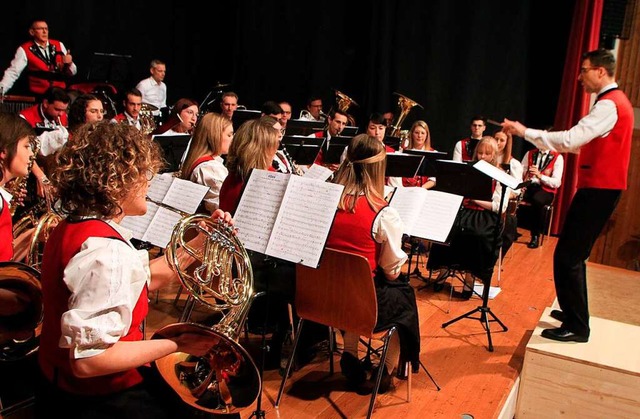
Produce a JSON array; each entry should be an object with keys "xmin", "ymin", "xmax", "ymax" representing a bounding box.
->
[{"xmin": 275, "ymin": 248, "xmax": 438, "ymax": 418}]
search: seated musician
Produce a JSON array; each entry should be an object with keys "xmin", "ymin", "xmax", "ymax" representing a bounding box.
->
[
  {"xmin": 326, "ymin": 133, "xmax": 419, "ymax": 395},
  {"xmin": 494, "ymin": 130, "xmax": 523, "ymax": 257},
  {"xmin": 520, "ymin": 147, "xmax": 563, "ymax": 248},
  {"xmin": 394, "ymin": 120, "xmax": 437, "ymax": 189},
  {"xmin": 180, "ymin": 112, "xmax": 233, "ymax": 213},
  {"xmin": 309, "ymin": 108, "xmax": 349, "ymax": 171},
  {"xmin": 111, "ymin": 88, "xmax": 143, "ymax": 131},
  {"xmin": 67, "ymin": 93, "xmax": 106, "ymax": 133},
  {"xmin": 35, "ymin": 121, "xmax": 234, "ymax": 417},
  {"xmin": 152, "ymin": 98, "xmax": 199, "ymax": 136},
  {"xmin": 219, "ymin": 116, "xmax": 322, "ymax": 369},
  {"xmin": 428, "ymin": 136, "xmax": 510, "ymax": 299},
  {"xmin": 452, "ymin": 115, "xmax": 487, "ymax": 162}
]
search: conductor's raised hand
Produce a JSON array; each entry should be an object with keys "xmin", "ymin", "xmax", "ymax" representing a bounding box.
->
[{"xmin": 501, "ymin": 118, "xmax": 527, "ymax": 137}]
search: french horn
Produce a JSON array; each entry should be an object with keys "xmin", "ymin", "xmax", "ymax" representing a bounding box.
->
[
  {"xmin": 153, "ymin": 214, "xmax": 260, "ymax": 415},
  {"xmin": 0, "ymin": 261, "xmax": 42, "ymax": 362}
]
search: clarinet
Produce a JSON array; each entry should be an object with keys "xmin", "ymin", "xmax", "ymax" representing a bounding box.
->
[{"xmin": 281, "ymin": 145, "xmax": 303, "ymax": 176}]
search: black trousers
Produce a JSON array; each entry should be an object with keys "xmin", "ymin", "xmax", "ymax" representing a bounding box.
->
[
  {"xmin": 553, "ymin": 188, "xmax": 621, "ymax": 336},
  {"xmin": 522, "ymin": 184, "xmax": 555, "ymax": 237}
]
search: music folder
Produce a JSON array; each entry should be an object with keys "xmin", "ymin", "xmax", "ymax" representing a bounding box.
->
[
  {"xmin": 402, "ymin": 150, "xmax": 449, "ymax": 177},
  {"xmin": 281, "ymin": 135, "xmax": 324, "ymax": 165},
  {"xmin": 152, "ymin": 134, "xmax": 191, "ymax": 173},
  {"xmin": 285, "ymin": 119, "xmax": 325, "ymax": 136},
  {"xmin": 323, "ymin": 136, "xmax": 352, "ymax": 164},
  {"xmin": 432, "ymin": 160, "xmax": 493, "ymax": 201},
  {"xmin": 385, "ymin": 153, "xmax": 424, "ymax": 178}
]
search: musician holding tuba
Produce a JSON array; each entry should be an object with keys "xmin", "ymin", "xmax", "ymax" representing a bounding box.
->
[
  {"xmin": 299, "ymin": 95, "xmax": 326, "ymax": 122},
  {"xmin": 34, "ymin": 122, "xmax": 235, "ymax": 418}
]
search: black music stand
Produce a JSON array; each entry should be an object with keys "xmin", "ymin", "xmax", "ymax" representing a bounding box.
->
[
  {"xmin": 385, "ymin": 153, "xmax": 424, "ymax": 178},
  {"xmin": 383, "ymin": 135, "xmax": 402, "ymax": 152},
  {"xmin": 86, "ymin": 52, "xmax": 133, "ymax": 94},
  {"xmin": 341, "ymin": 126, "xmax": 359, "ymax": 136},
  {"xmin": 322, "ymin": 136, "xmax": 351, "ymax": 165},
  {"xmin": 432, "ymin": 160, "xmax": 492, "ymax": 199},
  {"xmin": 152, "ymin": 134, "xmax": 191, "ymax": 173},
  {"xmin": 402, "ymin": 150, "xmax": 449, "ymax": 177},
  {"xmin": 285, "ymin": 119, "xmax": 324, "ymax": 136},
  {"xmin": 233, "ymin": 109, "xmax": 261, "ymax": 131},
  {"xmin": 439, "ymin": 161, "xmax": 527, "ymax": 352},
  {"xmin": 280, "ymin": 135, "xmax": 324, "ymax": 166}
]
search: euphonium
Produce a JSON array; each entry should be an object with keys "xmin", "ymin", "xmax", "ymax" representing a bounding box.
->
[
  {"xmin": 139, "ymin": 103, "xmax": 158, "ymax": 135},
  {"xmin": 153, "ymin": 214, "xmax": 260, "ymax": 415},
  {"xmin": 334, "ymin": 89, "xmax": 358, "ymax": 126},
  {"xmin": 389, "ymin": 92, "xmax": 423, "ymax": 138}
]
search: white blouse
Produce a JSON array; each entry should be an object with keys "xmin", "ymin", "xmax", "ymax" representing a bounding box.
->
[
  {"xmin": 190, "ymin": 156, "xmax": 228, "ymax": 213},
  {"xmin": 59, "ymin": 220, "xmax": 151, "ymax": 359},
  {"xmin": 372, "ymin": 206, "xmax": 408, "ymax": 277}
]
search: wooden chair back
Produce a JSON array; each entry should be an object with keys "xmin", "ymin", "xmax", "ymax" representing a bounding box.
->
[{"xmin": 295, "ymin": 248, "xmax": 377, "ymax": 338}]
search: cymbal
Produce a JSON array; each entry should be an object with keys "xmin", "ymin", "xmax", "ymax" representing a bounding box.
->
[{"xmin": 141, "ymin": 103, "xmax": 158, "ymax": 111}]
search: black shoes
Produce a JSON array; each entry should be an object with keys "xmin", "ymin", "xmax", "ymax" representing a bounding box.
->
[
  {"xmin": 541, "ymin": 327, "xmax": 589, "ymax": 343},
  {"xmin": 549, "ymin": 309, "xmax": 565, "ymax": 322},
  {"xmin": 356, "ymin": 365, "xmax": 393, "ymax": 395},
  {"xmin": 452, "ymin": 283, "xmax": 473, "ymax": 300},
  {"xmin": 433, "ymin": 270, "xmax": 449, "ymax": 292},
  {"xmin": 340, "ymin": 352, "xmax": 366, "ymax": 387},
  {"xmin": 527, "ymin": 235, "xmax": 540, "ymax": 249}
]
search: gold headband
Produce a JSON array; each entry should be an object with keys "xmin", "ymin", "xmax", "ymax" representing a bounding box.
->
[{"xmin": 347, "ymin": 149, "xmax": 386, "ymax": 166}]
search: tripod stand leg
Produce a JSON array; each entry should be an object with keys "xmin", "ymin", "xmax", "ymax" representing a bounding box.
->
[
  {"xmin": 441, "ymin": 306, "xmax": 480, "ymax": 328},
  {"xmin": 417, "ymin": 360, "xmax": 440, "ymax": 391}
]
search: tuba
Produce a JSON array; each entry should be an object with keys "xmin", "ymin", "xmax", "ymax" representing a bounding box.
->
[
  {"xmin": 0, "ymin": 261, "xmax": 42, "ymax": 362},
  {"xmin": 139, "ymin": 103, "xmax": 158, "ymax": 135},
  {"xmin": 334, "ymin": 89, "xmax": 358, "ymax": 126},
  {"xmin": 153, "ymin": 214, "xmax": 260, "ymax": 415},
  {"xmin": 389, "ymin": 92, "xmax": 423, "ymax": 139}
]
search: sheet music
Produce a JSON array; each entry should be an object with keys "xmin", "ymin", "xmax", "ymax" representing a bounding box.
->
[
  {"xmin": 162, "ymin": 177, "xmax": 209, "ymax": 214},
  {"xmin": 234, "ymin": 170, "xmax": 289, "ymax": 254},
  {"xmin": 474, "ymin": 160, "xmax": 522, "ymax": 190},
  {"xmin": 389, "ymin": 187, "xmax": 463, "ymax": 243},
  {"xmin": 147, "ymin": 173, "xmax": 174, "ymax": 203},
  {"xmin": 142, "ymin": 207, "xmax": 182, "ymax": 248},
  {"xmin": 266, "ymin": 175, "xmax": 343, "ymax": 267},
  {"xmin": 303, "ymin": 164, "xmax": 333, "ymax": 181},
  {"xmin": 120, "ymin": 202, "xmax": 159, "ymax": 240}
]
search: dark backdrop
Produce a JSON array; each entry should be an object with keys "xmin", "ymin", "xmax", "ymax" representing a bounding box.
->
[{"xmin": 1, "ymin": 0, "xmax": 574, "ymax": 160}]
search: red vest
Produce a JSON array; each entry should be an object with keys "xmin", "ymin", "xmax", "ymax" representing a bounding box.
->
[
  {"xmin": 22, "ymin": 40, "xmax": 68, "ymax": 95},
  {"xmin": 326, "ymin": 196, "xmax": 382, "ymax": 275},
  {"xmin": 219, "ymin": 171, "xmax": 245, "ymax": 216},
  {"xmin": 578, "ymin": 89, "xmax": 633, "ymax": 189},
  {"xmin": 313, "ymin": 131, "xmax": 325, "ymax": 165},
  {"xmin": 460, "ymin": 138, "xmax": 479, "ymax": 162},
  {"xmin": 38, "ymin": 219, "xmax": 147, "ymax": 395},
  {"xmin": 526, "ymin": 150, "xmax": 561, "ymax": 194},
  {"xmin": 0, "ymin": 196, "xmax": 13, "ymax": 261},
  {"xmin": 20, "ymin": 104, "xmax": 68, "ymax": 128}
]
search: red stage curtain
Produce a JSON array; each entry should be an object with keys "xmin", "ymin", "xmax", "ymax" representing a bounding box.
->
[{"xmin": 551, "ymin": 0, "xmax": 604, "ymax": 234}]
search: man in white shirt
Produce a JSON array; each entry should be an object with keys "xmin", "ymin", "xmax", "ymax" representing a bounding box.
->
[{"xmin": 135, "ymin": 59, "xmax": 167, "ymax": 114}]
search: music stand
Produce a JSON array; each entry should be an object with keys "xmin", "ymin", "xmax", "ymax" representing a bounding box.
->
[
  {"xmin": 385, "ymin": 154, "xmax": 424, "ymax": 178},
  {"xmin": 280, "ymin": 135, "xmax": 324, "ymax": 166},
  {"xmin": 285, "ymin": 119, "xmax": 324, "ymax": 136},
  {"xmin": 233, "ymin": 109, "xmax": 261, "ymax": 131},
  {"xmin": 432, "ymin": 160, "xmax": 492, "ymax": 201},
  {"xmin": 152, "ymin": 134, "xmax": 191, "ymax": 173},
  {"xmin": 322, "ymin": 136, "xmax": 351, "ymax": 165},
  {"xmin": 402, "ymin": 150, "xmax": 449, "ymax": 177},
  {"xmin": 86, "ymin": 52, "xmax": 133, "ymax": 94},
  {"xmin": 440, "ymin": 160, "xmax": 528, "ymax": 352},
  {"xmin": 383, "ymin": 135, "xmax": 402, "ymax": 152},
  {"xmin": 341, "ymin": 126, "xmax": 359, "ymax": 136}
]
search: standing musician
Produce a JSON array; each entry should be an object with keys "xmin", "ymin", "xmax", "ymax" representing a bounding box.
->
[
  {"xmin": 35, "ymin": 121, "xmax": 234, "ymax": 418},
  {"xmin": 310, "ymin": 108, "xmax": 349, "ymax": 170},
  {"xmin": 0, "ymin": 19, "xmax": 77, "ymax": 97},
  {"xmin": 452, "ymin": 115, "xmax": 487, "ymax": 162},
  {"xmin": 519, "ymin": 148, "xmax": 563, "ymax": 249}
]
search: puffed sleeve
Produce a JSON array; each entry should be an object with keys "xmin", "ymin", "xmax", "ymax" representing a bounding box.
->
[{"xmin": 372, "ymin": 206, "xmax": 408, "ymax": 277}]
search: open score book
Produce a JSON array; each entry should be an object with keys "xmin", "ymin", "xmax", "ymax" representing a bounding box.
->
[{"xmin": 233, "ymin": 169, "xmax": 344, "ymax": 268}]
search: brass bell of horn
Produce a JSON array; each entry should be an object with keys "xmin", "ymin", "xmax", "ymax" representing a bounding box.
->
[{"xmin": 389, "ymin": 92, "xmax": 423, "ymax": 138}]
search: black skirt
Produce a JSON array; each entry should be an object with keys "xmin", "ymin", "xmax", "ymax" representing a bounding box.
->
[
  {"xmin": 373, "ymin": 270, "xmax": 421, "ymax": 364},
  {"xmin": 427, "ymin": 208, "xmax": 501, "ymax": 282}
]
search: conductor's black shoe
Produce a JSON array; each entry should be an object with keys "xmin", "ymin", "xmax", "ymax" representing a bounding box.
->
[
  {"xmin": 527, "ymin": 235, "xmax": 540, "ymax": 249},
  {"xmin": 541, "ymin": 327, "xmax": 588, "ymax": 343},
  {"xmin": 549, "ymin": 309, "xmax": 565, "ymax": 322},
  {"xmin": 340, "ymin": 352, "xmax": 366, "ymax": 387}
]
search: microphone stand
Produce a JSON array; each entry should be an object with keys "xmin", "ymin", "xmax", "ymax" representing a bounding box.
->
[{"xmin": 441, "ymin": 180, "xmax": 509, "ymax": 352}]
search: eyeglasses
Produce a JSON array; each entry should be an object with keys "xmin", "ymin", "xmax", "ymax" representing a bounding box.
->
[
  {"xmin": 88, "ymin": 109, "xmax": 106, "ymax": 115},
  {"xmin": 579, "ymin": 67, "xmax": 598, "ymax": 74}
]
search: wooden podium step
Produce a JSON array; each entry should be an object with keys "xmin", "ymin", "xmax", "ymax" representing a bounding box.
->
[{"xmin": 516, "ymin": 307, "xmax": 640, "ymax": 417}]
